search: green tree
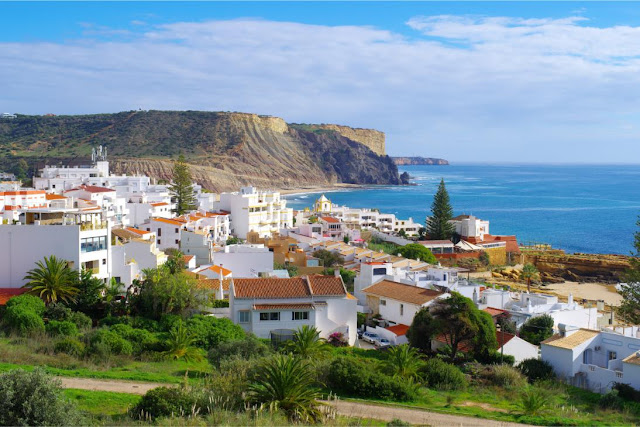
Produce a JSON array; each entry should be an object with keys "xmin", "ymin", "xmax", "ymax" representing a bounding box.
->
[
  {"xmin": 398, "ymin": 243, "xmax": 437, "ymax": 264},
  {"xmin": 131, "ymin": 268, "xmax": 203, "ymax": 319},
  {"xmin": 164, "ymin": 249, "xmax": 185, "ymax": 274},
  {"xmin": 23, "ymin": 256, "xmax": 79, "ymax": 305},
  {"xmin": 70, "ymin": 268, "xmax": 105, "ymax": 316},
  {"xmin": 618, "ymin": 217, "xmax": 640, "ymax": 323},
  {"xmin": 323, "ymin": 267, "xmax": 355, "ymax": 291},
  {"xmin": 426, "ymin": 179, "xmax": 455, "ymax": 240},
  {"xmin": 226, "ymin": 236, "xmax": 243, "ymax": 245},
  {"xmin": 383, "ymin": 345, "xmax": 423, "ymax": 379},
  {"xmin": 312, "ymin": 249, "xmax": 344, "ymax": 268},
  {"xmin": 406, "ymin": 308, "xmax": 438, "ymax": 352},
  {"xmin": 12, "ymin": 159, "xmax": 29, "ymax": 180},
  {"xmin": 249, "ymin": 354, "xmax": 325, "ymax": 423},
  {"xmin": 521, "ymin": 263, "xmax": 538, "ymax": 293},
  {"xmin": 286, "ymin": 325, "xmax": 328, "ymax": 358},
  {"xmin": 162, "ymin": 321, "xmax": 203, "ymax": 362},
  {"xmin": 169, "ymin": 154, "xmax": 197, "ymax": 215},
  {"xmin": 519, "ymin": 314, "xmax": 554, "ymax": 346},
  {"xmin": 430, "ymin": 292, "xmax": 498, "ymax": 361},
  {"xmin": 398, "ymin": 229, "xmax": 407, "ymax": 238}
]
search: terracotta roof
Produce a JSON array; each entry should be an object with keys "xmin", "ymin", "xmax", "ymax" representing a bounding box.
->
[
  {"xmin": 386, "ymin": 324, "xmax": 410, "ymax": 336},
  {"xmin": 65, "ymin": 185, "xmax": 115, "ymax": 193},
  {"xmin": 0, "ymin": 288, "xmax": 29, "ymax": 305},
  {"xmin": 623, "ymin": 353, "xmax": 640, "ymax": 366},
  {"xmin": 112, "ymin": 228, "xmax": 141, "ymax": 240},
  {"xmin": 126, "ymin": 227, "xmax": 150, "ymax": 235},
  {"xmin": 451, "ymin": 215, "xmax": 472, "ymax": 221},
  {"xmin": 541, "ymin": 329, "xmax": 599, "ymax": 350},
  {"xmin": 152, "ymin": 217, "xmax": 184, "ymax": 226},
  {"xmin": 484, "ymin": 307, "xmax": 509, "ymax": 317},
  {"xmin": 253, "ymin": 303, "xmax": 314, "ymax": 310},
  {"xmin": 233, "ymin": 275, "xmax": 346, "ymax": 299},
  {"xmin": 195, "ymin": 278, "xmax": 231, "ymax": 291},
  {"xmin": 320, "ymin": 216, "xmax": 340, "ymax": 223},
  {"xmin": 208, "ymin": 265, "xmax": 232, "ymax": 276},
  {"xmin": 183, "ymin": 255, "xmax": 194, "ymax": 262},
  {"xmin": 362, "ymin": 280, "xmax": 444, "ymax": 305},
  {"xmin": 45, "ymin": 194, "xmax": 67, "ymax": 200},
  {"xmin": 346, "ymin": 292, "xmax": 357, "ymax": 300},
  {"xmin": 150, "ymin": 202, "xmax": 169, "ymax": 207}
]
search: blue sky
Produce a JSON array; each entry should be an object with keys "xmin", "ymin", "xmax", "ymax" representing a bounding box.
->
[{"xmin": 2, "ymin": 2, "xmax": 640, "ymax": 163}]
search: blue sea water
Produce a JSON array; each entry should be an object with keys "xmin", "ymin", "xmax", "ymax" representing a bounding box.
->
[{"xmin": 284, "ymin": 164, "xmax": 640, "ymax": 255}]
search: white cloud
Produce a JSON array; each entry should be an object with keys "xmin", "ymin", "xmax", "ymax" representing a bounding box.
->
[{"xmin": 1, "ymin": 16, "xmax": 640, "ymax": 162}]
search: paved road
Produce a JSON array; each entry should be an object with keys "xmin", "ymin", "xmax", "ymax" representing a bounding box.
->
[{"xmin": 58, "ymin": 376, "xmax": 528, "ymax": 426}]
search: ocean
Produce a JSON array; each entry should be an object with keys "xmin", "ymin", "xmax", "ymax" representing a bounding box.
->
[{"xmin": 284, "ymin": 164, "xmax": 640, "ymax": 255}]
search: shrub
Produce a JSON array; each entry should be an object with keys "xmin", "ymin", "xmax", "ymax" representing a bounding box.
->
[
  {"xmin": 613, "ymin": 382, "xmax": 640, "ymax": 401},
  {"xmin": 44, "ymin": 303, "xmax": 72, "ymax": 321},
  {"xmin": 490, "ymin": 364, "xmax": 527, "ymax": 388},
  {"xmin": 131, "ymin": 387, "xmax": 197, "ymax": 419},
  {"xmin": 4, "ymin": 305, "xmax": 45, "ymax": 335},
  {"xmin": 326, "ymin": 357, "xmax": 415, "ymax": 401},
  {"xmin": 6, "ymin": 294, "xmax": 45, "ymax": 316},
  {"xmin": 327, "ymin": 332, "xmax": 348, "ymax": 347},
  {"xmin": 109, "ymin": 324, "xmax": 160, "ymax": 354},
  {"xmin": 519, "ymin": 387, "xmax": 550, "ymax": 416},
  {"xmin": 46, "ymin": 320, "xmax": 78, "ymax": 337},
  {"xmin": 208, "ymin": 299, "xmax": 229, "ymax": 308},
  {"xmin": 476, "ymin": 351, "xmax": 515, "ymax": 366},
  {"xmin": 159, "ymin": 314, "xmax": 182, "ymax": 332},
  {"xmin": 70, "ymin": 311, "xmax": 92, "ymax": 330},
  {"xmin": 599, "ymin": 389, "xmax": 624, "ymax": 410},
  {"xmin": 54, "ymin": 337, "xmax": 86, "ymax": 357},
  {"xmin": 88, "ymin": 328, "xmax": 133, "ymax": 356},
  {"xmin": 186, "ymin": 315, "xmax": 245, "ymax": 349},
  {"xmin": 419, "ymin": 358, "xmax": 467, "ymax": 391},
  {"xmin": 207, "ymin": 334, "xmax": 271, "ymax": 368},
  {"xmin": 516, "ymin": 358, "xmax": 555, "ymax": 383},
  {"xmin": 0, "ymin": 368, "xmax": 83, "ymax": 425}
]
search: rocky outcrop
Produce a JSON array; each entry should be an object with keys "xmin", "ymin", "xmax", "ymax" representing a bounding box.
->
[
  {"xmin": 300, "ymin": 124, "xmax": 386, "ymax": 156},
  {"xmin": 392, "ymin": 156, "xmax": 449, "ymax": 166},
  {"xmin": 524, "ymin": 252, "xmax": 631, "ymax": 283},
  {"xmin": 0, "ymin": 110, "xmax": 400, "ymax": 192}
]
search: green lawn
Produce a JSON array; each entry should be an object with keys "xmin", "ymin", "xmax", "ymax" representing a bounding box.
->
[{"xmin": 64, "ymin": 389, "xmax": 140, "ymax": 417}]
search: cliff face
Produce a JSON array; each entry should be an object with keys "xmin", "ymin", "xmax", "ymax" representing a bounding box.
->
[
  {"xmin": 392, "ymin": 156, "xmax": 449, "ymax": 166},
  {"xmin": 524, "ymin": 252, "xmax": 631, "ymax": 283},
  {"xmin": 299, "ymin": 124, "xmax": 385, "ymax": 156},
  {"xmin": 0, "ymin": 110, "xmax": 400, "ymax": 192}
]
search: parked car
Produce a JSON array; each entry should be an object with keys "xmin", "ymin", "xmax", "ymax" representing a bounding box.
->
[
  {"xmin": 362, "ymin": 331, "xmax": 379, "ymax": 344},
  {"xmin": 374, "ymin": 337, "xmax": 391, "ymax": 349}
]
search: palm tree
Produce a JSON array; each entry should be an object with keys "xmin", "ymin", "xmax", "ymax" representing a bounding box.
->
[
  {"xmin": 521, "ymin": 263, "xmax": 538, "ymax": 293},
  {"xmin": 383, "ymin": 344, "xmax": 423, "ymax": 379},
  {"xmin": 104, "ymin": 277, "xmax": 124, "ymax": 303},
  {"xmin": 286, "ymin": 325, "xmax": 327, "ymax": 358},
  {"xmin": 249, "ymin": 354, "xmax": 325, "ymax": 423},
  {"xmin": 162, "ymin": 321, "xmax": 203, "ymax": 362},
  {"xmin": 23, "ymin": 256, "xmax": 79, "ymax": 305}
]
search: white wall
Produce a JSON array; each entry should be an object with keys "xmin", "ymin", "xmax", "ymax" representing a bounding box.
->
[
  {"xmin": 379, "ymin": 298, "xmax": 421, "ymax": 327},
  {"xmin": 502, "ymin": 336, "xmax": 539, "ymax": 364},
  {"xmin": 214, "ymin": 249, "xmax": 273, "ymax": 278}
]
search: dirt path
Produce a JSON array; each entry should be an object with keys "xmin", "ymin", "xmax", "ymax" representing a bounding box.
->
[{"xmin": 57, "ymin": 376, "xmax": 528, "ymax": 426}]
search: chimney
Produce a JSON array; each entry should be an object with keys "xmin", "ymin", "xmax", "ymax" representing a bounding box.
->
[
  {"xmin": 334, "ymin": 268, "xmax": 341, "ymax": 278},
  {"xmin": 568, "ymin": 293, "xmax": 574, "ymax": 306}
]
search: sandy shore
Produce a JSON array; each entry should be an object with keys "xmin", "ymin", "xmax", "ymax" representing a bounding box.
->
[{"xmin": 542, "ymin": 282, "xmax": 623, "ymax": 307}]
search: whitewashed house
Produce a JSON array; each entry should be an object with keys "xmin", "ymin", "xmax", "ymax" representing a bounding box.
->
[
  {"xmin": 541, "ymin": 326, "xmax": 640, "ymax": 393},
  {"xmin": 449, "ymin": 215, "xmax": 490, "ymax": 241},
  {"xmin": 143, "ymin": 217, "xmax": 185, "ymax": 251},
  {"xmin": 432, "ymin": 331, "xmax": 539, "ymax": 364},
  {"xmin": 230, "ymin": 274, "xmax": 357, "ymax": 345},
  {"xmin": 111, "ymin": 227, "xmax": 168, "ymax": 286},
  {"xmin": 212, "ymin": 244, "xmax": 274, "ymax": 278}
]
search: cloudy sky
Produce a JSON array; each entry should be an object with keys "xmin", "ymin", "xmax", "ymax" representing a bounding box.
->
[{"xmin": 2, "ymin": 2, "xmax": 640, "ymax": 163}]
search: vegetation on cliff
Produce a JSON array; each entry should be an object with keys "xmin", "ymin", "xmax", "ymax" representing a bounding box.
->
[
  {"xmin": 618, "ymin": 217, "xmax": 640, "ymax": 323},
  {"xmin": 0, "ymin": 111, "xmax": 400, "ymax": 191}
]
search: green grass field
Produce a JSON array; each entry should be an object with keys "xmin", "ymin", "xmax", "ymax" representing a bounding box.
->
[{"xmin": 63, "ymin": 389, "xmax": 140, "ymax": 417}]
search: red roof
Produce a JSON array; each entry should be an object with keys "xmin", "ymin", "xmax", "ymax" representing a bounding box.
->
[
  {"xmin": 0, "ymin": 288, "xmax": 29, "ymax": 305},
  {"xmin": 483, "ymin": 307, "xmax": 509, "ymax": 317},
  {"xmin": 386, "ymin": 324, "xmax": 410, "ymax": 336},
  {"xmin": 253, "ymin": 303, "xmax": 315, "ymax": 310},
  {"xmin": 320, "ymin": 216, "xmax": 340, "ymax": 224},
  {"xmin": 233, "ymin": 275, "xmax": 346, "ymax": 299}
]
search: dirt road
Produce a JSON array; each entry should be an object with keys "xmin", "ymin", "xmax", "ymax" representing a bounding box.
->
[{"xmin": 59, "ymin": 377, "xmax": 165, "ymax": 395}]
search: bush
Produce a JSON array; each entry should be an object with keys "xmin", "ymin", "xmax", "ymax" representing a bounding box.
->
[
  {"xmin": 599, "ymin": 389, "xmax": 624, "ymax": 410},
  {"xmin": 109, "ymin": 324, "xmax": 161, "ymax": 354},
  {"xmin": 0, "ymin": 368, "xmax": 83, "ymax": 425},
  {"xmin": 6, "ymin": 294, "xmax": 45, "ymax": 316},
  {"xmin": 419, "ymin": 358, "xmax": 467, "ymax": 391},
  {"xmin": 46, "ymin": 320, "xmax": 78, "ymax": 337},
  {"xmin": 159, "ymin": 314, "xmax": 182, "ymax": 332},
  {"xmin": 44, "ymin": 303, "xmax": 73, "ymax": 321},
  {"xmin": 4, "ymin": 305, "xmax": 45, "ymax": 335},
  {"xmin": 327, "ymin": 332, "xmax": 348, "ymax": 347},
  {"xmin": 131, "ymin": 387, "xmax": 197, "ymax": 419},
  {"xmin": 490, "ymin": 364, "xmax": 527, "ymax": 388},
  {"xmin": 613, "ymin": 382, "xmax": 640, "ymax": 401},
  {"xmin": 70, "ymin": 311, "xmax": 92, "ymax": 330},
  {"xmin": 54, "ymin": 337, "xmax": 86, "ymax": 357},
  {"xmin": 207, "ymin": 335, "xmax": 271, "ymax": 368},
  {"xmin": 516, "ymin": 358, "xmax": 555, "ymax": 383},
  {"xmin": 88, "ymin": 328, "xmax": 133, "ymax": 356},
  {"xmin": 326, "ymin": 357, "xmax": 415, "ymax": 401},
  {"xmin": 186, "ymin": 315, "xmax": 245, "ymax": 349},
  {"xmin": 477, "ymin": 351, "xmax": 515, "ymax": 366}
]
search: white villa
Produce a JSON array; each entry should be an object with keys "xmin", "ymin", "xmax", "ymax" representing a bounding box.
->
[{"xmin": 230, "ymin": 274, "xmax": 358, "ymax": 345}]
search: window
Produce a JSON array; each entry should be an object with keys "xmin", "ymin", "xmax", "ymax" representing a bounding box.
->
[
  {"xmin": 380, "ymin": 299, "xmax": 386, "ymax": 306},
  {"xmin": 260, "ymin": 312, "xmax": 280, "ymax": 321},
  {"xmin": 373, "ymin": 268, "xmax": 387, "ymax": 276},
  {"xmin": 146, "ymin": 228, "xmax": 150, "ymax": 232},
  {"xmin": 609, "ymin": 351, "xmax": 618, "ymax": 361},
  {"xmin": 400, "ymin": 304, "xmax": 404, "ymax": 316},
  {"xmin": 80, "ymin": 236, "xmax": 107, "ymax": 253},
  {"xmin": 292, "ymin": 311, "xmax": 309, "ymax": 320},
  {"xmin": 175, "ymin": 228, "xmax": 179, "ymax": 233},
  {"xmin": 175, "ymin": 239, "xmax": 179, "ymax": 244},
  {"xmin": 102, "ymin": 259, "xmax": 106, "ymax": 265},
  {"xmin": 158, "ymin": 239, "xmax": 161, "ymax": 245},
  {"xmin": 239, "ymin": 311, "xmax": 250, "ymax": 323},
  {"xmin": 158, "ymin": 228, "xmax": 162, "ymax": 236}
]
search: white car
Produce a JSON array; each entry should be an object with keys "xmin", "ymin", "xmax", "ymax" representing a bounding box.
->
[
  {"xmin": 374, "ymin": 337, "xmax": 391, "ymax": 349},
  {"xmin": 362, "ymin": 331, "xmax": 379, "ymax": 344}
]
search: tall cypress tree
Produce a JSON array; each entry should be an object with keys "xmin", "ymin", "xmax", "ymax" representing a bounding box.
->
[
  {"xmin": 618, "ymin": 217, "xmax": 640, "ymax": 323},
  {"xmin": 169, "ymin": 155, "xmax": 197, "ymax": 215},
  {"xmin": 426, "ymin": 178, "xmax": 455, "ymax": 240}
]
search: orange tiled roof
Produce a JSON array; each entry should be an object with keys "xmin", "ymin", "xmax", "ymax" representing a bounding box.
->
[
  {"xmin": 233, "ymin": 275, "xmax": 346, "ymax": 299},
  {"xmin": 208, "ymin": 265, "xmax": 232, "ymax": 276},
  {"xmin": 152, "ymin": 217, "xmax": 184, "ymax": 226},
  {"xmin": 483, "ymin": 307, "xmax": 509, "ymax": 317},
  {"xmin": 45, "ymin": 194, "xmax": 67, "ymax": 200},
  {"xmin": 150, "ymin": 202, "xmax": 169, "ymax": 207},
  {"xmin": 0, "ymin": 288, "xmax": 29, "ymax": 305},
  {"xmin": 362, "ymin": 280, "xmax": 443, "ymax": 305},
  {"xmin": 196, "ymin": 278, "xmax": 232, "ymax": 291},
  {"xmin": 126, "ymin": 227, "xmax": 150, "ymax": 235},
  {"xmin": 253, "ymin": 303, "xmax": 314, "ymax": 310},
  {"xmin": 386, "ymin": 323, "xmax": 410, "ymax": 336},
  {"xmin": 320, "ymin": 216, "xmax": 340, "ymax": 223}
]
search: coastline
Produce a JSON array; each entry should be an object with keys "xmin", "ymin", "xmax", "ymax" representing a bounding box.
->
[{"xmin": 278, "ymin": 183, "xmax": 366, "ymax": 196}]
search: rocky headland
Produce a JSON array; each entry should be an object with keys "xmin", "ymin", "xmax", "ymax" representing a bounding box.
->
[{"xmin": 392, "ymin": 156, "xmax": 449, "ymax": 166}]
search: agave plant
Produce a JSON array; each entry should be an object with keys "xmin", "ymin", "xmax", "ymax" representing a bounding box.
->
[
  {"xmin": 248, "ymin": 354, "xmax": 325, "ymax": 423},
  {"xmin": 286, "ymin": 325, "xmax": 328, "ymax": 358},
  {"xmin": 383, "ymin": 344, "xmax": 424, "ymax": 379},
  {"xmin": 162, "ymin": 321, "xmax": 203, "ymax": 362},
  {"xmin": 23, "ymin": 256, "xmax": 79, "ymax": 305}
]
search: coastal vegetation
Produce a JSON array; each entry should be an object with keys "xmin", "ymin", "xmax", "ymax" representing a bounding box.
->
[
  {"xmin": 426, "ymin": 178, "xmax": 455, "ymax": 240},
  {"xmin": 168, "ymin": 154, "xmax": 197, "ymax": 215}
]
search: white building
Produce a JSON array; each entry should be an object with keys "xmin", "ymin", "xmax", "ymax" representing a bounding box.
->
[
  {"xmin": 432, "ymin": 331, "xmax": 539, "ymax": 364},
  {"xmin": 0, "ymin": 209, "xmax": 111, "ymax": 287},
  {"xmin": 212, "ymin": 186, "xmax": 293, "ymax": 239},
  {"xmin": 127, "ymin": 200, "xmax": 173, "ymax": 227},
  {"xmin": 449, "ymin": 215, "xmax": 490, "ymax": 241},
  {"xmin": 230, "ymin": 275, "xmax": 357, "ymax": 345},
  {"xmin": 111, "ymin": 227, "xmax": 168, "ymax": 286},
  {"xmin": 180, "ymin": 229, "xmax": 215, "ymax": 266},
  {"xmin": 64, "ymin": 185, "xmax": 130, "ymax": 227},
  {"xmin": 541, "ymin": 326, "xmax": 640, "ymax": 393},
  {"xmin": 143, "ymin": 217, "xmax": 185, "ymax": 251},
  {"xmin": 212, "ymin": 244, "xmax": 274, "ymax": 278}
]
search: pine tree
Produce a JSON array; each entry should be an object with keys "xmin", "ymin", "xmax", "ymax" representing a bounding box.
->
[
  {"xmin": 169, "ymin": 155, "xmax": 197, "ymax": 215},
  {"xmin": 618, "ymin": 217, "xmax": 640, "ymax": 323},
  {"xmin": 426, "ymin": 178, "xmax": 455, "ymax": 240}
]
